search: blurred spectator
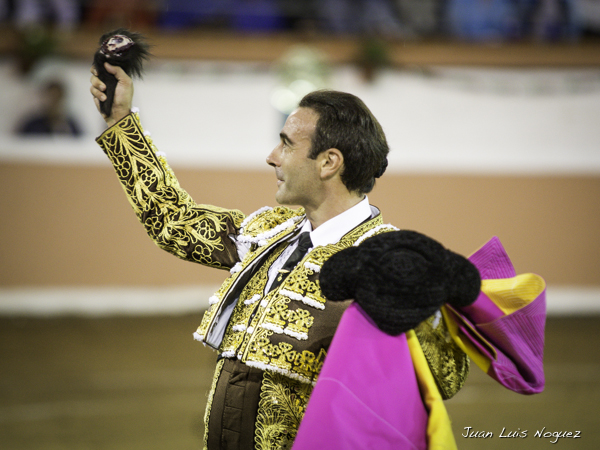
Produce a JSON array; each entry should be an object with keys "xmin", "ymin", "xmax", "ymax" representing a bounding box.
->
[
  {"xmin": 319, "ymin": 0, "xmax": 405, "ymax": 36},
  {"xmin": 394, "ymin": 0, "xmax": 444, "ymax": 37},
  {"xmin": 158, "ymin": 0, "xmax": 286, "ymax": 32},
  {"xmin": 445, "ymin": 0, "xmax": 579, "ymax": 42},
  {"xmin": 13, "ymin": 0, "xmax": 80, "ymax": 31},
  {"xmin": 231, "ymin": 0, "xmax": 286, "ymax": 32},
  {"xmin": 158, "ymin": 0, "xmax": 229, "ymax": 30},
  {"xmin": 16, "ymin": 79, "xmax": 82, "ymax": 137},
  {"xmin": 515, "ymin": 0, "xmax": 579, "ymax": 41},
  {"xmin": 84, "ymin": 0, "xmax": 159, "ymax": 29},
  {"xmin": 446, "ymin": 0, "xmax": 519, "ymax": 41}
]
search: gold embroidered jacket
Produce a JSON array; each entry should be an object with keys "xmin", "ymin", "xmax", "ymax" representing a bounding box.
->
[
  {"xmin": 97, "ymin": 112, "xmax": 468, "ymax": 393},
  {"xmin": 195, "ymin": 205, "xmax": 398, "ymax": 384}
]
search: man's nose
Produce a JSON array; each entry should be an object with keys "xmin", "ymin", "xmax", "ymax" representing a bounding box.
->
[{"xmin": 266, "ymin": 145, "xmax": 280, "ymax": 168}]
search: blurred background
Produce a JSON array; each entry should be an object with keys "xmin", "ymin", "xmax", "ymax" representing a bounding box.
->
[{"xmin": 0, "ymin": 0, "xmax": 599, "ymax": 449}]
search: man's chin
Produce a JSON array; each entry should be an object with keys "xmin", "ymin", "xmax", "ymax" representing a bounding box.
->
[
  {"xmin": 274, "ymin": 191, "xmax": 296, "ymax": 207},
  {"xmin": 275, "ymin": 196, "xmax": 291, "ymax": 206}
]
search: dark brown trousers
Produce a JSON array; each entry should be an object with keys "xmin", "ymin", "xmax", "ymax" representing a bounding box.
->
[{"xmin": 207, "ymin": 359, "xmax": 264, "ymax": 450}]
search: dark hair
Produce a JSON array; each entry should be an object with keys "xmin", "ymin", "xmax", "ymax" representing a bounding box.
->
[{"xmin": 299, "ymin": 90, "xmax": 389, "ymax": 194}]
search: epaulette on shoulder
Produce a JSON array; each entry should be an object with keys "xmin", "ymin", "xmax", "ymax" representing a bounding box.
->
[{"xmin": 238, "ymin": 206, "xmax": 305, "ymax": 246}]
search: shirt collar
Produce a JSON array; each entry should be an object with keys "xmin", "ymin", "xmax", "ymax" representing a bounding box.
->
[{"xmin": 300, "ymin": 196, "xmax": 373, "ymax": 247}]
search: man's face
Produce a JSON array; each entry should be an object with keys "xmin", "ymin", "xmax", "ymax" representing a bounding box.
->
[{"xmin": 266, "ymin": 107, "xmax": 321, "ymax": 208}]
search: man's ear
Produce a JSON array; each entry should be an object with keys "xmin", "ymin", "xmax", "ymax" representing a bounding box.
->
[{"xmin": 317, "ymin": 148, "xmax": 344, "ymax": 180}]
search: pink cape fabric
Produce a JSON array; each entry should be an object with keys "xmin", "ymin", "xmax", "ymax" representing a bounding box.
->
[{"xmin": 292, "ymin": 302, "xmax": 429, "ymax": 450}]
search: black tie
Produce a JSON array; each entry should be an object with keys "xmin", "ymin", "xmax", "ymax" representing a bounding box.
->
[{"xmin": 269, "ymin": 232, "xmax": 313, "ymax": 292}]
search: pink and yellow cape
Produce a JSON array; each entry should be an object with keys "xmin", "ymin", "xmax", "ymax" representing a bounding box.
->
[{"xmin": 293, "ymin": 237, "xmax": 546, "ymax": 450}]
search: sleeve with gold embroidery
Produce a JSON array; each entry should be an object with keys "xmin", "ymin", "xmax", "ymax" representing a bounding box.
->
[
  {"xmin": 441, "ymin": 236, "xmax": 546, "ymax": 394},
  {"xmin": 96, "ymin": 112, "xmax": 245, "ymax": 270}
]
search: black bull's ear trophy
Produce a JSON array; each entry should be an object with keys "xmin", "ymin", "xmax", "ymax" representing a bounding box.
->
[
  {"xmin": 93, "ymin": 29, "xmax": 151, "ymax": 117},
  {"xmin": 319, "ymin": 230, "xmax": 481, "ymax": 336}
]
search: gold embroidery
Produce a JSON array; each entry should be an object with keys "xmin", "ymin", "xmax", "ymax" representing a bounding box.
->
[
  {"xmin": 249, "ymin": 328, "xmax": 276, "ymax": 364},
  {"xmin": 219, "ymin": 245, "xmax": 288, "ymax": 354},
  {"xmin": 196, "ymin": 204, "xmax": 384, "ymax": 353},
  {"xmin": 198, "ymin": 215, "xmax": 304, "ymax": 347},
  {"xmin": 244, "ymin": 328, "xmax": 325, "ymax": 384},
  {"xmin": 293, "ymin": 349, "xmax": 326, "ymax": 380},
  {"xmin": 220, "ymin": 209, "xmax": 388, "ymax": 382},
  {"xmin": 276, "ymin": 215, "xmax": 388, "ymax": 310},
  {"xmin": 244, "ymin": 207, "xmax": 305, "ymax": 238},
  {"xmin": 271, "ymin": 342, "xmax": 295, "ymax": 371},
  {"xmin": 415, "ymin": 314, "xmax": 469, "ymax": 399},
  {"xmin": 339, "ymin": 214, "xmax": 385, "ymax": 244},
  {"xmin": 196, "ymin": 302, "xmax": 218, "ymax": 339},
  {"xmin": 202, "ymin": 358, "xmax": 225, "ymax": 450},
  {"xmin": 267, "ymin": 299, "xmax": 291, "ymax": 328},
  {"xmin": 255, "ymin": 370, "xmax": 313, "ymax": 450},
  {"xmin": 97, "ymin": 113, "xmax": 244, "ymax": 270},
  {"xmin": 199, "ymin": 205, "xmax": 436, "ymax": 389},
  {"xmin": 195, "ymin": 271, "xmax": 240, "ymax": 339},
  {"xmin": 262, "ymin": 300, "xmax": 315, "ymax": 340},
  {"xmin": 284, "ymin": 266, "xmax": 319, "ymax": 295},
  {"xmin": 285, "ymin": 309, "xmax": 313, "ymax": 336}
]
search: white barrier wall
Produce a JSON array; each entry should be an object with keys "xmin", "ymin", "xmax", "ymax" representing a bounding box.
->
[{"xmin": 1, "ymin": 59, "xmax": 600, "ymax": 174}]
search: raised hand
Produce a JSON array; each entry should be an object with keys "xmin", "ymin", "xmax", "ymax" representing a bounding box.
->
[{"xmin": 90, "ymin": 63, "xmax": 134, "ymax": 128}]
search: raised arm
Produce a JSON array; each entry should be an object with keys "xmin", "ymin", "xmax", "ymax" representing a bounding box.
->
[{"xmin": 90, "ymin": 64, "xmax": 245, "ymax": 270}]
